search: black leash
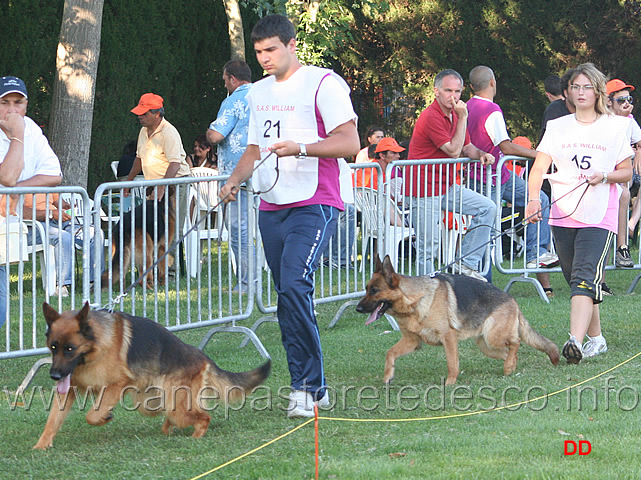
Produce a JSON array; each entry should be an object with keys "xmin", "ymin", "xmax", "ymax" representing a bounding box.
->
[{"xmin": 434, "ymin": 179, "xmax": 591, "ymax": 276}]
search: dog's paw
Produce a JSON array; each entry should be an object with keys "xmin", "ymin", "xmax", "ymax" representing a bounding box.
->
[
  {"xmin": 86, "ymin": 411, "xmax": 113, "ymax": 426},
  {"xmin": 445, "ymin": 377, "xmax": 457, "ymax": 385},
  {"xmin": 33, "ymin": 441, "xmax": 52, "ymax": 450}
]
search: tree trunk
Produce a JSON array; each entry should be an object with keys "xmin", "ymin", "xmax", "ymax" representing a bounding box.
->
[
  {"xmin": 49, "ymin": 0, "xmax": 104, "ymax": 189},
  {"xmin": 222, "ymin": 0, "xmax": 245, "ymax": 60}
]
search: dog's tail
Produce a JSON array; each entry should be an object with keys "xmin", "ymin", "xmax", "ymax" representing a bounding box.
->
[
  {"xmin": 207, "ymin": 360, "xmax": 271, "ymax": 403},
  {"xmin": 518, "ymin": 313, "xmax": 560, "ymax": 366}
]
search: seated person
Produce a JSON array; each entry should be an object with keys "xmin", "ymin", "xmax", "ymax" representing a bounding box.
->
[
  {"xmin": 186, "ymin": 134, "xmax": 217, "ymax": 170},
  {"xmin": 354, "ymin": 125, "xmax": 385, "ymax": 163},
  {"xmin": 355, "ymin": 137, "xmax": 405, "ymax": 226},
  {"xmin": 116, "ymin": 140, "xmax": 137, "ymax": 178},
  {"xmin": 24, "ymin": 193, "xmax": 104, "ymax": 296}
]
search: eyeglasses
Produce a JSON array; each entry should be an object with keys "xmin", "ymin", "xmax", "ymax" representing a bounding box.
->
[
  {"xmin": 613, "ymin": 95, "xmax": 634, "ymax": 105},
  {"xmin": 569, "ymin": 84, "xmax": 595, "ymax": 92}
]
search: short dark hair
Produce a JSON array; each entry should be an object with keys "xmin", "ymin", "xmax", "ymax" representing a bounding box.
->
[
  {"xmin": 150, "ymin": 107, "xmax": 165, "ymax": 118},
  {"xmin": 560, "ymin": 68, "xmax": 577, "ymax": 97},
  {"xmin": 251, "ymin": 14, "xmax": 296, "ymax": 46},
  {"xmin": 224, "ymin": 59, "xmax": 252, "ymax": 83},
  {"xmin": 367, "ymin": 143, "xmax": 378, "ymax": 159},
  {"xmin": 544, "ymin": 75, "xmax": 562, "ymax": 96}
]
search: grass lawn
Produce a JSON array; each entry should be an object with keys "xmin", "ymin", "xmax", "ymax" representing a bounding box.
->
[{"xmin": 2, "ymin": 265, "xmax": 641, "ymax": 479}]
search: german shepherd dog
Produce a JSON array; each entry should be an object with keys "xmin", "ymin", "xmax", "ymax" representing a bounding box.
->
[
  {"xmin": 34, "ymin": 302, "xmax": 271, "ymax": 450},
  {"xmin": 356, "ymin": 256, "xmax": 559, "ymax": 385},
  {"xmin": 101, "ymin": 199, "xmax": 175, "ymax": 289}
]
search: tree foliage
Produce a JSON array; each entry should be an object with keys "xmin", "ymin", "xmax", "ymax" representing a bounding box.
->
[{"xmin": 1, "ymin": 0, "xmax": 641, "ymax": 190}]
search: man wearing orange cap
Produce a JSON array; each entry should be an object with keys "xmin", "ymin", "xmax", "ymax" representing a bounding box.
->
[
  {"xmin": 125, "ymin": 92, "xmax": 191, "ymax": 201},
  {"xmin": 605, "ymin": 79, "xmax": 641, "ymax": 269},
  {"xmin": 354, "ymin": 137, "xmax": 403, "ymax": 191},
  {"xmin": 125, "ymin": 93, "xmax": 191, "ymax": 271}
]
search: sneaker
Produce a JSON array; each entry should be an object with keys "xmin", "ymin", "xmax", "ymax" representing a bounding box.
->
[
  {"xmin": 562, "ymin": 335, "xmax": 583, "ymax": 364},
  {"xmin": 601, "ymin": 283, "xmax": 614, "ymax": 296},
  {"xmin": 615, "ymin": 245, "xmax": 634, "ymax": 268},
  {"xmin": 526, "ymin": 252, "xmax": 559, "ymax": 269},
  {"xmin": 287, "ymin": 390, "xmax": 330, "ymax": 418},
  {"xmin": 538, "ymin": 252, "xmax": 560, "ymax": 268},
  {"xmin": 53, "ymin": 286, "xmax": 69, "ymax": 298},
  {"xmin": 231, "ymin": 283, "xmax": 249, "ymax": 294},
  {"xmin": 526, "ymin": 259, "xmax": 539, "ymax": 269},
  {"xmin": 583, "ymin": 335, "xmax": 608, "ymax": 358},
  {"xmin": 452, "ymin": 263, "xmax": 487, "ymax": 282}
]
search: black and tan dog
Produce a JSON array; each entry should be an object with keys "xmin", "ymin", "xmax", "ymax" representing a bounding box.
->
[
  {"xmin": 356, "ymin": 256, "xmax": 559, "ymax": 385},
  {"xmin": 34, "ymin": 302, "xmax": 270, "ymax": 450},
  {"xmin": 101, "ymin": 199, "xmax": 175, "ymax": 289}
]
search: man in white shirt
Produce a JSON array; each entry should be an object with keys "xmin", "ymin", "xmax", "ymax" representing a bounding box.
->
[{"xmin": 0, "ymin": 76, "xmax": 61, "ymax": 326}]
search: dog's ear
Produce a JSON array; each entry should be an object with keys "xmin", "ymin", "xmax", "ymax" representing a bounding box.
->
[
  {"xmin": 42, "ymin": 302, "xmax": 60, "ymax": 327},
  {"xmin": 76, "ymin": 302, "xmax": 95, "ymax": 338},
  {"xmin": 382, "ymin": 256, "xmax": 400, "ymax": 288},
  {"xmin": 374, "ymin": 255, "xmax": 383, "ymax": 273},
  {"xmin": 77, "ymin": 302, "xmax": 91, "ymax": 327}
]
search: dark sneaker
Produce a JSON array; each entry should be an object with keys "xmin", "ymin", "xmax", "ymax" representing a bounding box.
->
[
  {"xmin": 562, "ymin": 335, "xmax": 583, "ymax": 364},
  {"xmin": 601, "ymin": 283, "xmax": 614, "ymax": 296},
  {"xmin": 616, "ymin": 245, "xmax": 634, "ymax": 268}
]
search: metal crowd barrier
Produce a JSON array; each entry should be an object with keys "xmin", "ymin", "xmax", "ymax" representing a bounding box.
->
[
  {"xmin": 496, "ymin": 155, "xmax": 641, "ymax": 298},
  {"xmin": 0, "ymin": 186, "xmax": 93, "ymax": 359},
  {"xmin": 7, "ymin": 157, "xmax": 641, "ymax": 369}
]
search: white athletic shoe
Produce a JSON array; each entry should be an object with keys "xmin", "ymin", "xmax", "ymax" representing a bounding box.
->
[
  {"xmin": 287, "ymin": 390, "xmax": 330, "ymax": 418},
  {"xmin": 583, "ymin": 335, "xmax": 608, "ymax": 358}
]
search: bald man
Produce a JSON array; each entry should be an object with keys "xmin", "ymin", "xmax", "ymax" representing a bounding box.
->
[{"xmin": 467, "ymin": 65, "xmax": 558, "ymax": 283}]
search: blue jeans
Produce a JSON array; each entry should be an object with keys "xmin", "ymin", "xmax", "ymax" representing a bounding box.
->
[
  {"xmin": 410, "ymin": 184, "xmax": 496, "ymax": 275},
  {"xmin": 259, "ymin": 205, "xmax": 338, "ymax": 401},
  {"xmin": 323, "ymin": 203, "xmax": 356, "ymax": 267},
  {"xmin": 29, "ymin": 220, "xmax": 104, "ymax": 286},
  {"xmin": 500, "ymin": 175, "xmax": 552, "ymax": 263},
  {"xmin": 227, "ymin": 188, "xmax": 251, "ymax": 289}
]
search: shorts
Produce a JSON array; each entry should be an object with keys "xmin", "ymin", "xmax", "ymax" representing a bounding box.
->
[{"xmin": 552, "ymin": 226, "xmax": 614, "ymax": 304}]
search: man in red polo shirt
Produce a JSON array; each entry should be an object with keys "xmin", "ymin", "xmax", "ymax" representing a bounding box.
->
[{"xmin": 405, "ymin": 69, "xmax": 496, "ymax": 279}]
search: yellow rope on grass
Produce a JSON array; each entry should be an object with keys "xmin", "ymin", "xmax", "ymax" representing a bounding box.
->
[
  {"xmin": 190, "ymin": 350, "xmax": 641, "ymax": 479},
  {"xmin": 189, "ymin": 418, "xmax": 314, "ymax": 480}
]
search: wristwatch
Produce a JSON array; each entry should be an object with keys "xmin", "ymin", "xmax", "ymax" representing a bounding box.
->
[
  {"xmin": 295, "ymin": 143, "xmax": 307, "ymax": 159},
  {"xmin": 601, "ymin": 172, "xmax": 608, "ymax": 184}
]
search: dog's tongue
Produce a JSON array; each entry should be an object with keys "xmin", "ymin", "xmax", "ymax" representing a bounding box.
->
[
  {"xmin": 57, "ymin": 375, "xmax": 71, "ymax": 394},
  {"xmin": 365, "ymin": 303, "xmax": 383, "ymax": 326}
]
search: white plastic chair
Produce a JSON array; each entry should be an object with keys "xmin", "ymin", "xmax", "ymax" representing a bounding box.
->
[
  {"xmin": 185, "ymin": 167, "xmax": 228, "ymax": 277},
  {"xmin": 440, "ymin": 211, "xmax": 470, "ymax": 265},
  {"xmin": 355, "ymin": 187, "xmax": 414, "ymax": 270},
  {"xmin": 1, "ymin": 216, "xmax": 58, "ymax": 295}
]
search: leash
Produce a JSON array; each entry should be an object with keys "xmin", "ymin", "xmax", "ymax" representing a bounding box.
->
[
  {"xmin": 434, "ymin": 179, "xmax": 591, "ymax": 276},
  {"xmin": 103, "ymin": 151, "xmax": 279, "ymax": 310}
]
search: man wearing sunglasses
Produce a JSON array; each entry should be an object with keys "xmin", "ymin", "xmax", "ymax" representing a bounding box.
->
[{"xmin": 606, "ymin": 79, "xmax": 641, "ymax": 269}]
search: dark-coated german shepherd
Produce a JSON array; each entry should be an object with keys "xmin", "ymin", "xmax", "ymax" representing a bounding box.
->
[
  {"xmin": 356, "ymin": 256, "xmax": 559, "ymax": 385},
  {"xmin": 101, "ymin": 199, "xmax": 175, "ymax": 289},
  {"xmin": 34, "ymin": 302, "xmax": 271, "ymax": 449}
]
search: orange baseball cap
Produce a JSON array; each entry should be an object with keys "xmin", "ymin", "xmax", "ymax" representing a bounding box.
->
[
  {"xmin": 606, "ymin": 79, "xmax": 635, "ymax": 96},
  {"xmin": 512, "ymin": 136, "xmax": 532, "ymax": 149},
  {"xmin": 131, "ymin": 93, "xmax": 164, "ymax": 115},
  {"xmin": 375, "ymin": 137, "xmax": 405, "ymax": 153}
]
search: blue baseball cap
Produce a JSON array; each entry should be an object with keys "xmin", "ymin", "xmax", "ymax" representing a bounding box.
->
[{"xmin": 0, "ymin": 76, "xmax": 28, "ymax": 99}]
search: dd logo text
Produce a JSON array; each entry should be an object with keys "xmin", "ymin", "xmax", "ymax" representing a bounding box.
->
[{"xmin": 564, "ymin": 440, "xmax": 591, "ymax": 456}]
